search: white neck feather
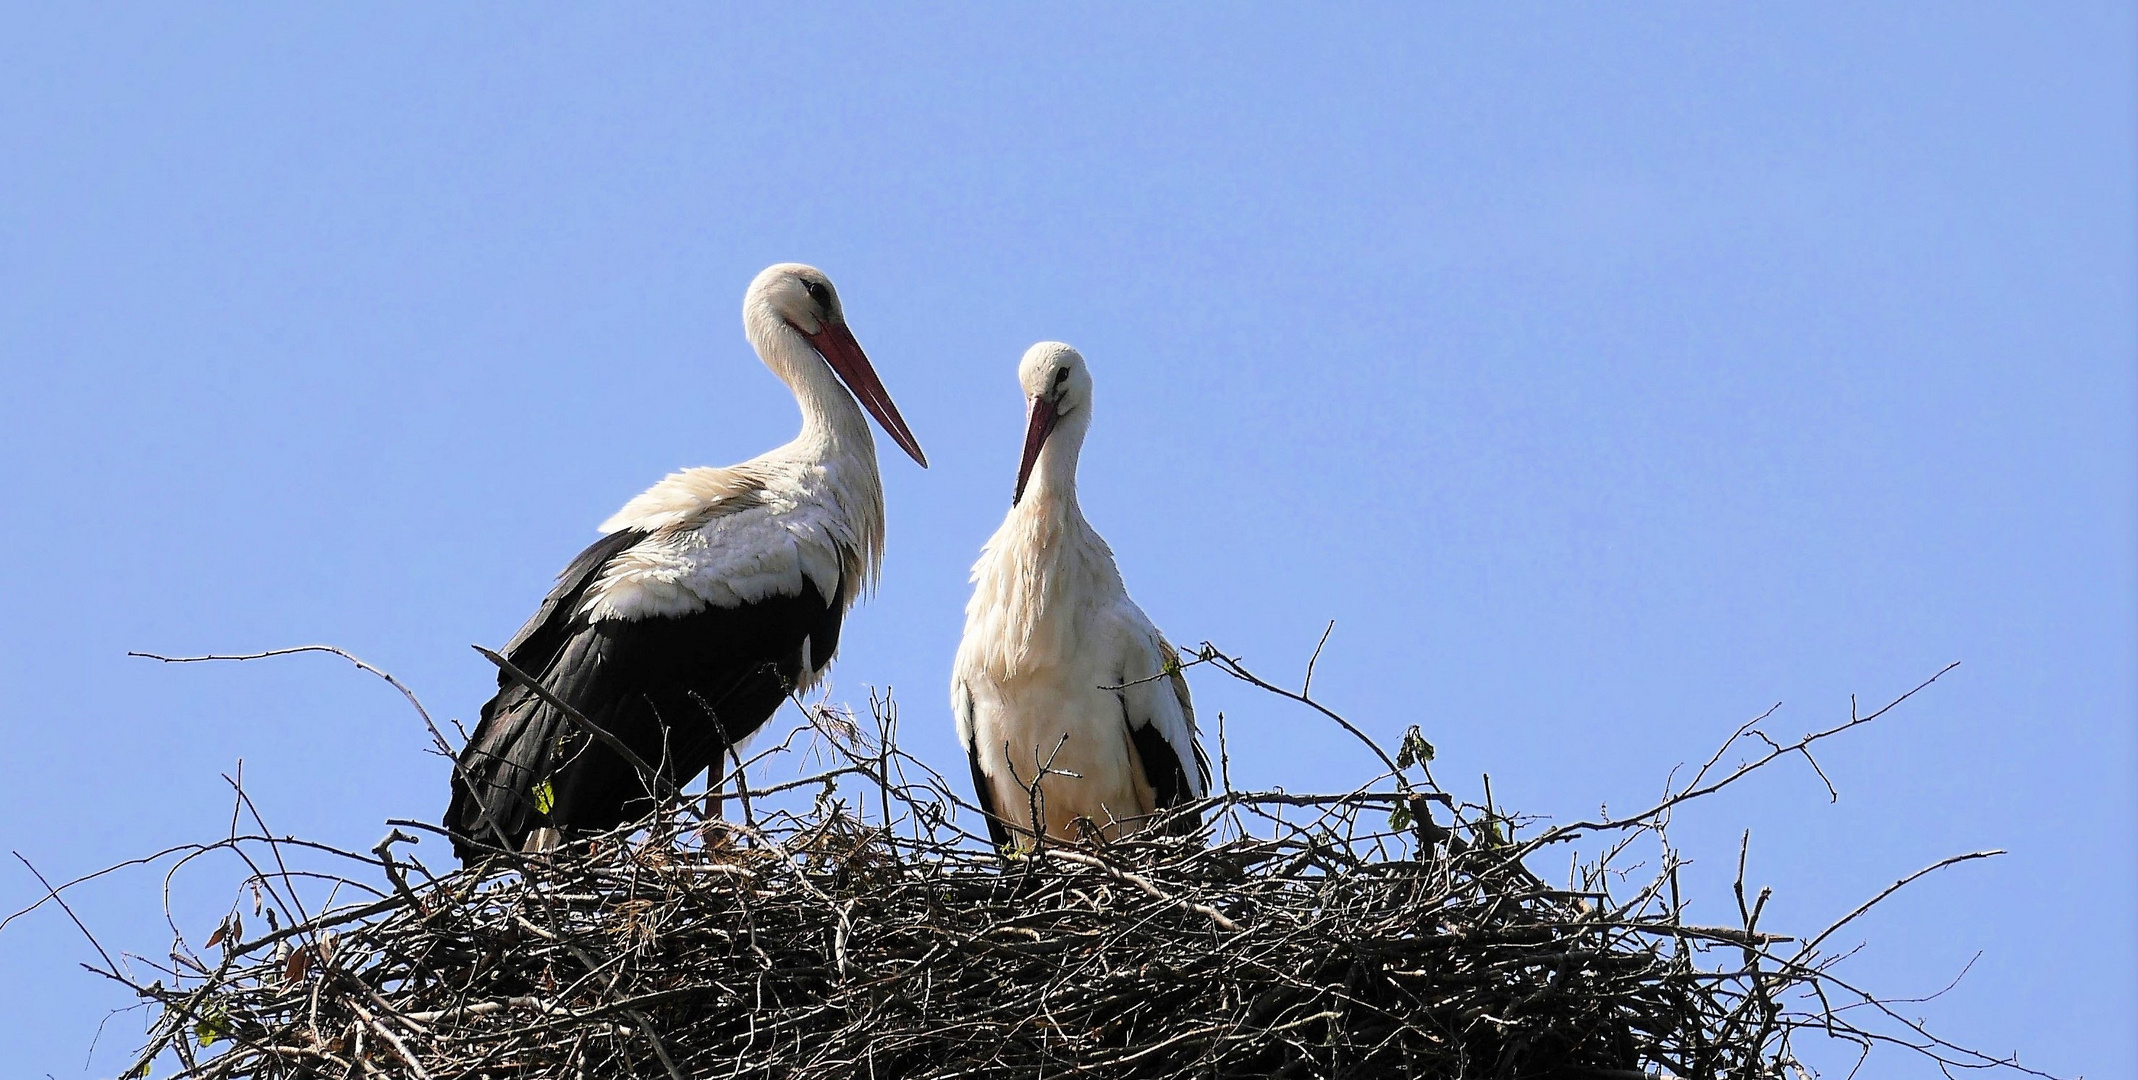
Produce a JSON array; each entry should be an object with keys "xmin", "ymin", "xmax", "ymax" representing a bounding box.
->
[
  {"xmin": 745, "ymin": 306, "xmax": 875, "ymax": 460},
  {"xmin": 965, "ymin": 413, "xmax": 1120, "ymax": 677},
  {"xmin": 1020, "ymin": 406, "xmax": 1088, "ymax": 513},
  {"xmin": 746, "ymin": 304, "xmax": 886, "ymax": 600}
]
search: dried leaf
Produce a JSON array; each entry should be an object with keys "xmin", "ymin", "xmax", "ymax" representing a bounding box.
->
[{"xmin": 1396, "ymin": 726, "xmax": 1436, "ymax": 770}]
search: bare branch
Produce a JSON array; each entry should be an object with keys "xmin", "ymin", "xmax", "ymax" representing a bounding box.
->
[
  {"xmin": 32, "ymin": 643, "xmax": 2030, "ymax": 1080},
  {"xmin": 1795, "ymin": 850, "xmax": 2005, "ymax": 961}
]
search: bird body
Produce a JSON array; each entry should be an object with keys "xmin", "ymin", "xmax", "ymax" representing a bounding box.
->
[
  {"xmin": 447, "ymin": 264, "xmax": 924, "ymax": 863},
  {"xmin": 953, "ymin": 343, "xmax": 1207, "ymax": 846}
]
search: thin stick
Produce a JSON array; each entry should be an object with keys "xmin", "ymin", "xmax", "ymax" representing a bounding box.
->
[
  {"xmin": 1795, "ymin": 850, "xmax": 2004, "ymax": 960},
  {"xmin": 1197, "ymin": 643, "xmax": 1403, "ymax": 781},
  {"xmin": 130, "ymin": 646, "xmax": 452, "ymax": 759},
  {"xmin": 12, "ymin": 853, "xmax": 119, "ymax": 975},
  {"xmin": 1302, "ymin": 620, "xmax": 1336, "ymax": 696}
]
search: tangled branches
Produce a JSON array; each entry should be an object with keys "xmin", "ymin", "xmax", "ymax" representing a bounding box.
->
[{"xmin": 8, "ymin": 644, "xmax": 2047, "ymax": 1079}]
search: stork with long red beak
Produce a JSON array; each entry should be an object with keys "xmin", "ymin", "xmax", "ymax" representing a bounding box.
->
[
  {"xmin": 447, "ymin": 263, "xmax": 926, "ymax": 863},
  {"xmin": 952, "ymin": 342, "xmax": 1209, "ymax": 847}
]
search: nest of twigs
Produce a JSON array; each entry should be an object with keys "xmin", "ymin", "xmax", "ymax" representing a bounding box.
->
[{"xmin": 31, "ymin": 646, "xmax": 2034, "ymax": 1079}]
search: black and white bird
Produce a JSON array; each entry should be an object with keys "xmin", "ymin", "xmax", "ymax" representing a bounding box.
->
[
  {"xmin": 447, "ymin": 263, "xmax": 926, "ymax": 863},
  {"xmin": 952, "ymin": 342, "xmax": 1208, "ymax": 846}
]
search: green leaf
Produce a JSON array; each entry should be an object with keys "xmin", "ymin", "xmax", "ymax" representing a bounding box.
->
[
  {"xmin": 1395, "ymin": 726, "xmax": 1436, "ymax": 770},
  {"xmin": 1475, "ymin": 817, "xmax": 1506, "ymax": 848},
  {"xmin": 532, "ymin": 779, "xmax": 556, "ymax": 816},
  {"xmin": 194, "ymin": 1002, "xmax": 227, "ymax": 1047},
  {"xmin": 1387, "ymin": 802, "xmax": 1412, "ymax": 832}
]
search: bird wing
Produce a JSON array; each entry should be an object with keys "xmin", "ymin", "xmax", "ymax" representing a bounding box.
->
[
  {"xmin": 1155, "ymin": 635, "xmax": 1213, "ymax": 795},
  {"xmin": 584, "ymin": 465, "xmax": 859, "ymax": 618},
  {"xmin": 951, "ymin": 674, "xmax": 1011, "ymax": 848},
  {"xmin": 492, "ymin": 526, "xmax": 650, "ymax": 688},
  {"xmin": 447, "ymin": 471, "xmax": 852, "ymax": 863},
  {"xmin": 599, "ymin": 464, "xmax": 771, "ymax": 534},
  {"xmin": 1115, "ymin": 611, "xmax": 1211, "ymax": 827}
]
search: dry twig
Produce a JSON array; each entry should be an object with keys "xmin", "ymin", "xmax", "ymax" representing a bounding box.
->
[{"xmin": 5, "ymin": 645, "xmax": 2048, "ymax": 1080}]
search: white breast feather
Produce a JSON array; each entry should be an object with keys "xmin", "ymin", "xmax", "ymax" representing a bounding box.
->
[
  {"xmin": 953, "ymin": 500, "xmax": 1208, "ymax": 822},
  {"xmin": 959, "ymin": 508, "xmax": 1122, "ymax": 680}
]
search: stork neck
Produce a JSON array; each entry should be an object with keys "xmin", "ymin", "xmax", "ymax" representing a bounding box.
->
[
  {"xmin": 794, "ymin": 362, "xmax": 877, "ymax": 463},
  {"xmin": 1018, "ymin": 411, "xmax": 1089, "ymax": 519},
  {"xmin": 761, "ymin": 323, "xmax": 877, "ymax": 467}
]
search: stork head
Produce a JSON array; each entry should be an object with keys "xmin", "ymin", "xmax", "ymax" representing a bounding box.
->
[
  {"xmin": 746, "ymin": 263, "xmax": 927, "ymax": 467},
  {"xmin": 1013, "ymin": 341, "xmax": 1092, "ymax": 506}
]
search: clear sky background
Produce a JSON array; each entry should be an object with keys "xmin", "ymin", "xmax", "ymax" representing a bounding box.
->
[{"xmin": 1, "ymin": 6, "xmax": 2131, "ymax": 1077}]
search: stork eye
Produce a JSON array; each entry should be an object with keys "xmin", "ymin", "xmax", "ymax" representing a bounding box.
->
[
  {"xmin": 804, "ymin": 281, "xmax": 832, "ymax": 310},
  {"xmin": 1053, "ymin": 368, "xmax": 1069, "ymax": 387}
]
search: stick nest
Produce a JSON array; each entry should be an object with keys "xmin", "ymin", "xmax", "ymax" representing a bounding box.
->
[{"xmin": 78, "ymin": 649, "xmax": 2030, "ymax": 1079}]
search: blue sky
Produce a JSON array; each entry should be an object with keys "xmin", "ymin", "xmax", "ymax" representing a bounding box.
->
[{"xmin": 1, "ymin": 6, "xmax": 2131, "ymax": 1076}]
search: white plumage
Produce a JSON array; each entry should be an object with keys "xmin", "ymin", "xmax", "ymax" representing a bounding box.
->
[
  {"xmin": 584, "ymin": 264, "xmax": 914, "ymax": 624},
  {"xmin": 447, "ymin": 263, "xmax": 926, "ymax": 863},
  {"xmin": 953, "ymin": 342, "xmax": 1208, "ymax": 846},
  {"xmin": 585, "ymin": 458, "xmax": 864, "ymax": 628}
]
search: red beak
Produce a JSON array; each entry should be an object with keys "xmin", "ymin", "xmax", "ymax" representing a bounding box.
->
[
  {"xmin": 1012, "ymin": 395, "xmax": 1058, "ymax": 507},
  {"xmin": 803, "ymin": 322, "xmax": 927, "ymax": 468}
]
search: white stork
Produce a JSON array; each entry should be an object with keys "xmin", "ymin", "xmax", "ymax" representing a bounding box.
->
[
  {"xmin": 447, "ymin": 263, "xmax": 927, "ymax": 863},
  {"xmin": 952, "ymin": 342, "xmax": 1209, "ymax": 847}
]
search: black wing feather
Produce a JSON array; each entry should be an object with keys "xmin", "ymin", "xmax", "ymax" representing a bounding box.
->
[
  {"xmin": 1127, "ymin": 718, "xmax": 1203, "ymax": 837},
  {"xmin": 956, "ymin": 685, "xmax": 1010, "ymax": 848},
  {"xmin": 496, "ymin": 527, "xmax": 648, "ymax": 683},
  {"xmin": 446, "ymin": 530, "xmax": 843, "ymax": 863}
]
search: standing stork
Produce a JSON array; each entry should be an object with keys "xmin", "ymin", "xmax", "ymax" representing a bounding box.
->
[
  {"xmin": 952, "ymin": 342, "xmax": 1208, "ymax": 847},
  {"xmin": 446, "ymin": 263, "xmax": 927, "ymax": 864}
]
